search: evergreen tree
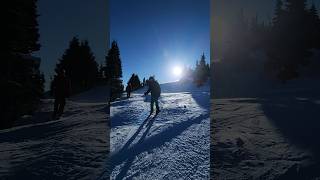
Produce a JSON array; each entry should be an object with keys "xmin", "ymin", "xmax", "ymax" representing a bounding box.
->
[
  {"xmin": 55, "ymin": 37, "xmax": 80, "ymax": 92},
  {"xmin": 106, "ymin": 41, "xmax": 123, "ymax": 79},
  {"xmin": 285, "ymin": 0, "xmax": 307, "ymax": 12},
  {"xmin": 267, "ymin": 0, "xmax": 311, "ymax": 82},
  {"xmin": 143, "ymin": 78, "xmax": 146, "ymax": 86},
  {"xmin": 128, "ymin": 74, "xmax": 142, "ymax": 90},
  {"xmin": 55, "ymin": 37, "xmax": 98, "ymax": 93},
  {"xmin": 194, "ymin": 54, "xmax": 209, "ymax": 86},
  {"xmin": 55, "ymin": 37, "xmax": 80, "ymax": 74},
  {"xmin": 105, "ymin": 40, "xmax": 123, "ymax": 101},
  {"xmin": 307, "ymin": 3, "xmax": 320, "ymax": 49},
  {"xmin": 273, "ymin": 0, "xmax": 284, "ymax": 26},
  {"xmin": 79, "ymin": 40, "xmax": 98, "ymax": 88},
  {"xmin": 1, "ymin": 0, "xmax": 43, "ymax": 129},
  {"xmin": 309, "ymin": 3, "xmax": 320, "ymax": 24}
]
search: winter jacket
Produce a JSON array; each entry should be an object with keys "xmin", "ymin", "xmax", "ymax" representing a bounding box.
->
[
  {"xmin": 52, "ymin": 75, "xmax": 71, "ymax": 98},
  {"xmin": 145, "ymin": 80, "xmax": 161, "ymax": 98}
]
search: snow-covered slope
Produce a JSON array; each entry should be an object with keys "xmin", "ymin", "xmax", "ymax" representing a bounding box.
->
[
  {"xmin": 211, "ymin": 84, "xmax": 320, "ymax": 179},
  {"xmin": 103, "ymin": 81, "xmax": 210, "ymax": 179},
  {"xmin": 0, "ymin": 86, "xmax": 110, "ymax": 179}
]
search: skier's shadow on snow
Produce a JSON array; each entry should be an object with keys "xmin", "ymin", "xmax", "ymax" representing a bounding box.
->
[
  {"xmin": 109, "ymin": 113, "xmax": 207, "ymax": 179},
  {"xmin": 111, "ymin": 115, "xmax": 155, "ymax": 180},
  {"xmin": 118, "ymin": 114, "xmax": 152, "ymax": 154}
]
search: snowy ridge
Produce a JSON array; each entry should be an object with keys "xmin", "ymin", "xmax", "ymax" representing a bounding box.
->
[{"xmin": 103, "ymin": 81, "xmax": 210, "ymax": 179}]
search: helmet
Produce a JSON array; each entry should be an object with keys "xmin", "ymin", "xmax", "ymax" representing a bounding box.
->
[{"xmin": 149, "ymin": 76, "xmax": 155, "ymax": 81}]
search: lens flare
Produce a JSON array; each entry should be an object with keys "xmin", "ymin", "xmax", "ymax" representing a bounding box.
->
[{"xmin": 173, "ymin": 66, "xmax": 182, "ymax": 76}]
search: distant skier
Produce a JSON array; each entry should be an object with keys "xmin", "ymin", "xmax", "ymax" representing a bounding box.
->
[
  {"xmin": 126, "ymin": 83, "xmax": 132, "ymax": 98},
  {"xmin": 51, "ymin": 69, "xmax": 71, "ymax": 119},
  {"xmin": 144, "ymin": 76, "xmax": 161, "ymax": 115}
]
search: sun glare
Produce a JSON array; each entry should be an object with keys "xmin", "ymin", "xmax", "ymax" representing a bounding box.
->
[{"xmin": 173, "ymin": 66, "xmax": 183, "ymax": 76}]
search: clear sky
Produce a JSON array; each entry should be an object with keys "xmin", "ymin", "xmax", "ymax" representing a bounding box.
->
[
  {"xmin": 110, "ymin": 0, "xmax": 210, "ymax": 84},
  {"xmin": 37, "ymin": 0, "xmax": 319, "ymax": 88},
  {"xmin": 37, "ymin": 0, "xmax": 109, "ymax": 89}
]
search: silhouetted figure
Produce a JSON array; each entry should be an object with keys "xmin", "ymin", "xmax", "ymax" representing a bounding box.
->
[
  {"xmin": 126, "ymin": 83, "xmax": 132, "ymax": 98},
  {"xmin": 144, "ymin": 76, "xmax": 161, "ymax": 115},
  {"xmin": 51, "ymin": 70, "xmax": 71, "ymax": 119}
]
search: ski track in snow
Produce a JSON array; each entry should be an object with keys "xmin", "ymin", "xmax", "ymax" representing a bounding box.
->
[
  {"xmin": 0, "ymin": 86, "xmax": 110, "ymax": 179},
  {"xmin": 103, "ymin": 82, "xmax": 210, "ymax": 180}
]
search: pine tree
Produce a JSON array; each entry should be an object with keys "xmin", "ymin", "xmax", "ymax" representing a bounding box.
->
[
  {"xmin": 266, "ymin": 0, "xmax": 311, "ymax": 82},
  {"xmin": 143, "ymin": 78, "xmax": 146, "ymax": 86},
  {"xmin": 105, "ymin": 40, "xmax": 123, "ymax": 101},
  {"xmin": 309, "ymin": 3, "xmax": 320, "ymax": 21},
  {"xmin": 55, "ymin": 37, "xmax": 98, "ymax": 93},
  {"xmin": 55, "ymin": 37, "xmax": 80, "ymax": 92},
  {"xmin": 128, "ymin": 74, "xmax": 142, "ymax": 90},
  {"xmin": 194, "ymin": 54, "xmax": 209, "ymax": 86},
  {"xmin": 307, "ymin": 3, "xmax": 320, "ymax": 49},
  {"xmin": 79, "ymin": 40, "xmax": 98, "ymax": 88},
  {"xmin": 106, "ymin": 41, "xmax": 123, "ymax": 79},
  {"xmin": 285, "ymin": 0, "xmax": 307, "ymax": 12},
  {"xmin": 55, "ymin": 37, "xmax": 80, "ymax": 74},
  {"xmin": 273, "ymin": 0, "xmax": 284, "ymax": 26},
  {"xmin": 1, "ymin": 0, "xmax": 43, "ymax": 129}
]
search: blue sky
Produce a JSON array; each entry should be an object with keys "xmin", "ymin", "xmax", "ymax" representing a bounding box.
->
[
  {"xmin": 37, "ymin": 0, "xmax": 109, "ymax": 89},
  {"xmin": 110, "ymin": 0, "xmax": 210, "ymax": 84},
  {"xmin": 37, "ymin": 0, "xmax": 319, "ymax": 88}
]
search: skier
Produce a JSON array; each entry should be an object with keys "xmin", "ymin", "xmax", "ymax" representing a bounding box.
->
[
  {"xmin": 144, "ymin": 76, "xmax": 161, "ymax": 115},
  {"xmin": 126, "ymin": 83, "xmax": 132, "ymax": 98},
  {"xmin": 51, "ymin": 69, "xmax": 71, "ymax": 119}
]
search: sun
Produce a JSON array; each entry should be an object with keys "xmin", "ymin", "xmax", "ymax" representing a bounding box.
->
[{"xmin": 173, "ymin": 66, "xmax": 183, "ymax": 76}]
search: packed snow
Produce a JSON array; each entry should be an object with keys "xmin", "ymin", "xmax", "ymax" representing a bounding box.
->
[
  {"xmin": 211, "ymin": 80, "xmax": 320, "ymax": 179},
  {"xmin": 102, "ymin": 81, "xmax": 210, "ymax": 179},
  {"xmin": 0, "ymin": 86, "xmax": 110, "ymax": 179}
]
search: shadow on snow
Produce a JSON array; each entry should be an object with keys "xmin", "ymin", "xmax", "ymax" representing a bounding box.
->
[{"xmin": 109, "ymin": 113, "xmax": 208, "ymax": 179}]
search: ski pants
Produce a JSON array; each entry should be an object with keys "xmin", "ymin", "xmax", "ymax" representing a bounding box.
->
[
  {"xmin": 53, "ymin": 96, "xmax": 66, "ymax": 117},
  {"xmin": 151, "ymin": 96, "xmax": 159, "ymax": 112}
]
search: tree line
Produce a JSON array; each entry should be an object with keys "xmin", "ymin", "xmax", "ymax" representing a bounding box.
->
[
  {"xmin": 216, "ymin": 0, "xmax": 320, "ymax": 83},
  {"xmin": 125, "ymin": 53, "xmax": 210, "ymax": 93},
  {"xmin": 1, "ymin": 0, "xmax": 124, "ymax": 129},
  {"xmin": 268, "ymin": 0, "xmax": 320, "ymax": 82}
]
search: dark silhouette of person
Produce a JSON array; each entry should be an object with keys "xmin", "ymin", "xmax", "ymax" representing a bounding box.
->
[
  {"xmin": 144, "ymin": 76, "xmax": 161, "ymax": 115},
  {"xmin": 51, "ymin": 69, "xmax": 71, "ymax": 119},
  {"xmin": 126, "ymin": 83, "xmax": 132, "ymax": 98}
]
